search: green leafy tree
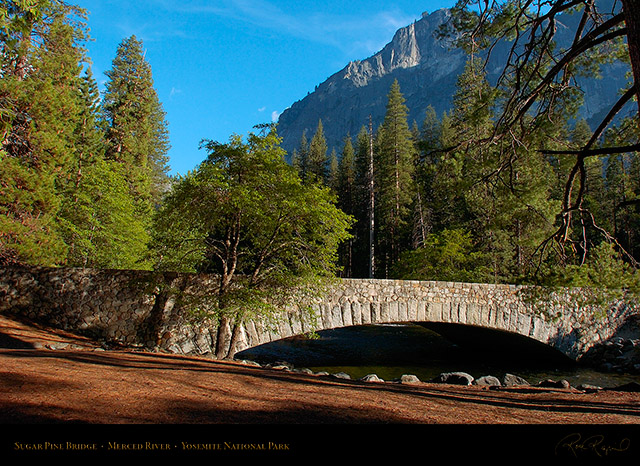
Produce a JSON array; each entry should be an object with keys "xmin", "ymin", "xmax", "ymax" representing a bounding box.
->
[
  {"xmin": 393, "ymin": 229, "xmax": 490, "ymax": 283},
  {"xmin": 150, "ymin": 125, "xmax": 353, "ymax": 358},
  {"xmin": 54, "ymin": 67, "xmax": 150, "ymax": 269},
  {"xmin": 58, "ymin": 157, "xmax": 151, "ymax": 268}
]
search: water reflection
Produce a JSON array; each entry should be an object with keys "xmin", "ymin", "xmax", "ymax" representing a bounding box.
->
[{"xmin": 237, "ymin": 323, "xmax": 640, "ymax": 388}]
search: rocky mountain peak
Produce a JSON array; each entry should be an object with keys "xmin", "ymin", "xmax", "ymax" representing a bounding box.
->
[
  {"xmin": 340, "ymin": 8, "xmax": 459, "ymax": 89},
  {"xmin": 276, "ymin": 6, "xmax": 630, "ymax": 158}
]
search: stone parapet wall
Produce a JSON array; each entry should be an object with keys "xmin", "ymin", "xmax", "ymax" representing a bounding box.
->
[{"xmin": 0, "ymin": 266, "xmax": 635, "ymax": 360}]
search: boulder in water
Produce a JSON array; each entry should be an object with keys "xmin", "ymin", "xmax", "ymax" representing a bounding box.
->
[
  {"xmin": 473, "ymin": 375, "xmax": 501, "ymax": 386},
  {"xmin": 536, "ymin": 379, "xmax": 571, "ymax": 389},
  {"xmin": 431, "ymin": 372, "xmax": 474, "ymax": 385},
  {"xmin": 502, "ymin": 373, "xmax": 530, "ymax": 386},
  {"xmin": 360, "ymin": 374, "xmax": 384, "ymax": 383}
]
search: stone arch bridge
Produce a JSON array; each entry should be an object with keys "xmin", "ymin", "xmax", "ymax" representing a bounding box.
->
[
  {"xmin": 0, "ymin": 267, "xmax": 635, "ymax": 361},
  {"xmin": 225, "ymin": 278, "xmax": 632, "ymax": 361}
]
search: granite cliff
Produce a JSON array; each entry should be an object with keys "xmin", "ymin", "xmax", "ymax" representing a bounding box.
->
[{"xmin": 276, "ymin": 6, "xmax": 632, "ymax": 157}]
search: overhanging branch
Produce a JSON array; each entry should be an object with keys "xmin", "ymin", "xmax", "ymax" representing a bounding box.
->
[{"xmin": 541, "ymin": 143, "xmax": 640, "ymax": 157}]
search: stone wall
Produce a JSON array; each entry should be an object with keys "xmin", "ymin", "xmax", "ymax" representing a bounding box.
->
[
  {"xmin": 0, "ymin": 266, "xmax": 219, "ymax": 352},
  {"xmin": 0, "ymin": 266, "xmax": 635, "ymax": 360}
]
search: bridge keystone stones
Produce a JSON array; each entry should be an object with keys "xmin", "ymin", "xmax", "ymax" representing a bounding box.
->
[{"xmin": 0, "ymin": 266, "xmax": 636, "ymax": 361}]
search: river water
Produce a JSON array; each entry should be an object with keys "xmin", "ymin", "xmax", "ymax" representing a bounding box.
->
[{"xmin": 236, "ymin": 323, "xmax": 640, "ymax": 389}]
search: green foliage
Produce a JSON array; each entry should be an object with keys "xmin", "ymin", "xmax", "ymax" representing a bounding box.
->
[
  {"xmin": 542, "ymin": 242, "xmax": 640, "ymax": 293},
  {"xmin": 306, "ymin": 119, "xmax": 329, "ymax": 183},
  {"xmin": 0, "ymin": 0, "xmax": 89, "ymax": 265},
  {"xmin": 57, "ymin": 157, "xmax": 151, "ymax": 269},
  {"xmin": 1, "ymin": 5, "xmax": 168, "ymax": 269},
  {"xmin": 393, "ymin": 229, "xmax": 490, "ymax": 283},
  {"xmin": 103, "ymin": 35, "xmax": 171, "ymax": 211},
  {"xmin": 375, "ymin": 79, "xmax": 417, "ymax": 270},
  {"xmin": 151, "ymin": 125, "xmax": 353, "ymax": 322}
]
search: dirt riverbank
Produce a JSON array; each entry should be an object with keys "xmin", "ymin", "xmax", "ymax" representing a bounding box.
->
[{"xmin": 1, "ymin": 313, "xmax": 639, "ymax": 459}]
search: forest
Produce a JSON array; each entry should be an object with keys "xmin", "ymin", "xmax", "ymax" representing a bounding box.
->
[
  {"xmin": 292, "ymin": 0, "xmax": 640, "ymax": 295},
  {"xmin": 2, "ymin": 0, "xmax": 640, "ymax": 312}
]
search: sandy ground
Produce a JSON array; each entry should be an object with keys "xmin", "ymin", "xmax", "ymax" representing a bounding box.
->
[{"xmin": 1, "ymin": 313, "xmax": 640, "ymax": 459}]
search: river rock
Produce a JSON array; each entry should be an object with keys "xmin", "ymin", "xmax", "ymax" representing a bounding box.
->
[
  {"xmin": 331, "ymin": 372, "xmax": 352, "ymax": 380},
  {"xmin": 273, "ymin": 360, "xmax": 294, "ymax": 369},
  {"xmin": 270, "ymin": 364, "xmax": 291, "ymax": 371},
  {"xmin": 237, "ymin": 359, "xmax": 261, "ymax": 367},
  {"xmin": 502, "ymin": 373, "xmax": 530, "ymax": 386},
  {"xmin": 536, "ymin": 379, "xmax": 571, "ymax": 389},
  {"xmin": 577, "ymin": 383, "xmax": 602, "ymax": 392},
  {"xmin": 396, "ymin": 374, "xmax": 421, "ymax": 384},
  {"xmin": 360, "ymin": 374, "xmax": 384, "ymax": 383},
  {"xmin": 431, "ymin": 372, "xmax": 474, "ymax": 385},
  {"xmin": 473, "ymin": 375, "xmax": 501, "ymax": 386}
]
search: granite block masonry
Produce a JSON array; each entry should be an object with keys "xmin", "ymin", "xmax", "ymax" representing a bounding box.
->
[{"xmin": 0, "ymin": 266, "xmax": 636, "ymax": 360}]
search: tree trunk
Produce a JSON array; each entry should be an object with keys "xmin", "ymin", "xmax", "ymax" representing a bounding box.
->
[
  {"xmin": 622, "ymin": 0, "xmax": 640, "ymax": 121},
  {"xmin": 215, "ymin": 315, "xmax": 232, "ymax": 359},
  {"xmin": 368, "ymin": 115, "xmax": 376, "ymax": 278}
]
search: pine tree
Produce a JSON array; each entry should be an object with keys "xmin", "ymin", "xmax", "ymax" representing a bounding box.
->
[
  {"xmin": 454, "ymin": 61, "xmax": 557, "ymax": 281},
  {"xmin": 56, "ymin": 68, "xmax": 150, "ymax": 269},
  {"xmin": 336, "ymin": 136, "xmax": 356, "ymax": 276},
  {"xmin": 375, "ymin": 79, "xmax": 416, "ymax": 272},
  {"xmin": 103, "ymin": 35, "xmax": 171, "ymax": 213},
  {"xmin": 345, "ymin": 125, "xmax": 375, "ymax": 278},
  {"xmin": 0, "ymin": 1, "xmax": 89, "ymax": 266},
  {"xmin": 306, "ymin": 119, "xmax": 328, "ymax": 183},
  {"xmin": 293, "ymin": 131, "xmax": 309, "ymax": 179},
  {"xmin": 337, "ymin": 136, "xmax": 356, "ymax": 214},
  {"xmin": 327, "ymin": 149, "xmax": 339, "ymax": 191},
  {"xmin": 412, "ymin": 106, "xmax": 441, "ymax": 244}
]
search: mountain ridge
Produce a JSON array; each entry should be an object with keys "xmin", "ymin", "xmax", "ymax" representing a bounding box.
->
[{"xmin": 276, "ymin": 6, "xmax": 631, "ymax": 157}]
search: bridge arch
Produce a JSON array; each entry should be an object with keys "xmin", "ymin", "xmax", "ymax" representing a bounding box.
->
[{"xmin": 231, "ymin": 279, "xmax": 631, "ymax": 361}]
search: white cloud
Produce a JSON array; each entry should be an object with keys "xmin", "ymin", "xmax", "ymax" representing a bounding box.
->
[
  {"xmin": 258, "ymin": 106, "xmax": 266, "ymax": 112},
  {"xmin": 271, "ymin": 110, "xmax": 280, "ymax": 122}
]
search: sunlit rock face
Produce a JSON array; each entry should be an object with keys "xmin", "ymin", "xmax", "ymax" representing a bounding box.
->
[{"xmin": 277, "ymin": 5, "xmax": 631, "ymax": 157}]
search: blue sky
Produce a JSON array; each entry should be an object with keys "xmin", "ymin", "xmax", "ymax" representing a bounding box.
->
[{"xmin": 73, "ymin": 1, "xmax": 457, "ymax": 175}]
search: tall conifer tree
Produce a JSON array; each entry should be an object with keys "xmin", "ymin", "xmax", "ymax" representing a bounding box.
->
[
  {"xmin": 103, "ymin": 35, "xmax": 171, "ymax": 213},
  {"xmin": 307, "ymin": 119, "xmax": 328, "ymax": 183},
  {"xmin": 57, "ymin": 68, "xmax": 150, "ymax": 269},
  {"xmin": 0, "ymin": 0, "xmax": 89, "ymax": 265},
  {"xmin": 375, "ymin": 79, "xmax": 416, "ymax": 273},
  {"xmin": 336, "ymin": 136, "xmax": 356, "ymax": 276}
]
